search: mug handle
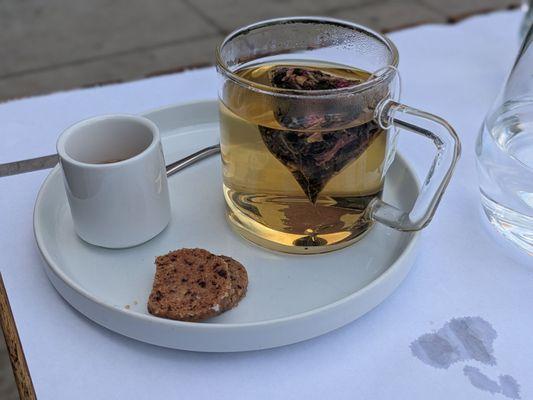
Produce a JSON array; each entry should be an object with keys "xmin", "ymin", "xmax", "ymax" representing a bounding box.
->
[{"xmin": 369, "ymin": 99, "xmax": 461, "ymax": 231}]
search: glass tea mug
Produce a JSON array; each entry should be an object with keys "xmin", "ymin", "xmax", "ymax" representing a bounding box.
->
[{"xmin": 216, "ymin": 17, "xmax": 461, "ymax": 254}]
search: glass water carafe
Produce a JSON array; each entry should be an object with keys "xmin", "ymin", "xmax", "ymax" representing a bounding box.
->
[
  {"xmin": 521, "ymin": 0, "xmax": 533, "ymax": 40},
  {"xmin": 476, "ymin": 25, "xmax": 533, "ymax": 254}
]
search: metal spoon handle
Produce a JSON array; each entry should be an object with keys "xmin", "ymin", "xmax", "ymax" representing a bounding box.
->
[
  {"xmin": 165, "ymin": 144, "xmax": 220, "ymax": 177},
  {"xmin": 0, "ymin": 145, "xmax": 221, "ymax": 178}
]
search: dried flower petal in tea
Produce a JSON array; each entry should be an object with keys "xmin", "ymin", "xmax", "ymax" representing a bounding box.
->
[{"xmin": 258, "ymin": 65, "xmax": 382, "ymax": 203}]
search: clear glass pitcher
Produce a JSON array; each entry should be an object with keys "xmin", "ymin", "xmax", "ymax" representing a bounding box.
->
[
  {"xmin": 476, "ymin": 24, "xmax": 533, "ymax": 254},
  {"xmin": 217, "ymin": 17, "xmax": 461, "ymax": 254},
  {"xmin": 521, "ymin": 0, "xmax": 533, "ymax": 40}
]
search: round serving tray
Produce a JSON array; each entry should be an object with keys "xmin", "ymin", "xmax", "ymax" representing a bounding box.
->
[{"xmin": 34, "ymin": 100, "xmax": 420, "ymax": 352}]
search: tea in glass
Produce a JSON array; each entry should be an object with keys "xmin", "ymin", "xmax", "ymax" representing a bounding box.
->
[{"xmin": 220, "ymin": 61, "xmax": 389, "ymax": 252}]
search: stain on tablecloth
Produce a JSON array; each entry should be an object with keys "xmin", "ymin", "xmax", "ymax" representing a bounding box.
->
[{"xmin": 411, "ymin": 317, "xmax": 520, "ymax": 399}]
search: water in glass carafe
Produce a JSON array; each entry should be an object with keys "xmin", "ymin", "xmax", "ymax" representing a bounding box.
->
[
  {"xmin": 476, "ymin": 26, "xmax": 533, "ymax": 254},
  {"xmin": 521, "ymin": 0, "xmax": 533, "ymax": 40}
]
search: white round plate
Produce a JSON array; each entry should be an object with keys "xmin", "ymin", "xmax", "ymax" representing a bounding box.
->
[{"xmin": 34, "ymin": 100, "xmax": 420, "ymax": 352}]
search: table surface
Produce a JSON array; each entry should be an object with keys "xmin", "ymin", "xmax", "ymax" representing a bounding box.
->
[{"xmin": 1, "ymin": 10, "xmax": 531, "ymax": 400}]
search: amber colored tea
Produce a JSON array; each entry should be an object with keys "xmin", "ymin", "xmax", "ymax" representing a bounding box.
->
[{"xmin": 220, "ymin": 61, "xmax": 389, "ymax": 253}]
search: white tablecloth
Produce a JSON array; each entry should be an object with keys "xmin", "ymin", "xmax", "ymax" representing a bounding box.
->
[{"xmin": 1, "ymin": 10, "xmax": 531, "ymax": 400}]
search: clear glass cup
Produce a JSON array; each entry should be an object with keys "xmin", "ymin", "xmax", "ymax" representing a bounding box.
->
[
  {"xmin": 216, "ymin": 17, "xmax": 460, "ymax": 254},
  {"xmin": 476, "ymin": 24, "xmax": 533, "ymax": 254}
]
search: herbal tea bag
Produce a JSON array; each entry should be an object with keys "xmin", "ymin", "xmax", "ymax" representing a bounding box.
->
[{"xmin": 258, "ymin": 66, "xmax": 383, "ymax": 203}]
